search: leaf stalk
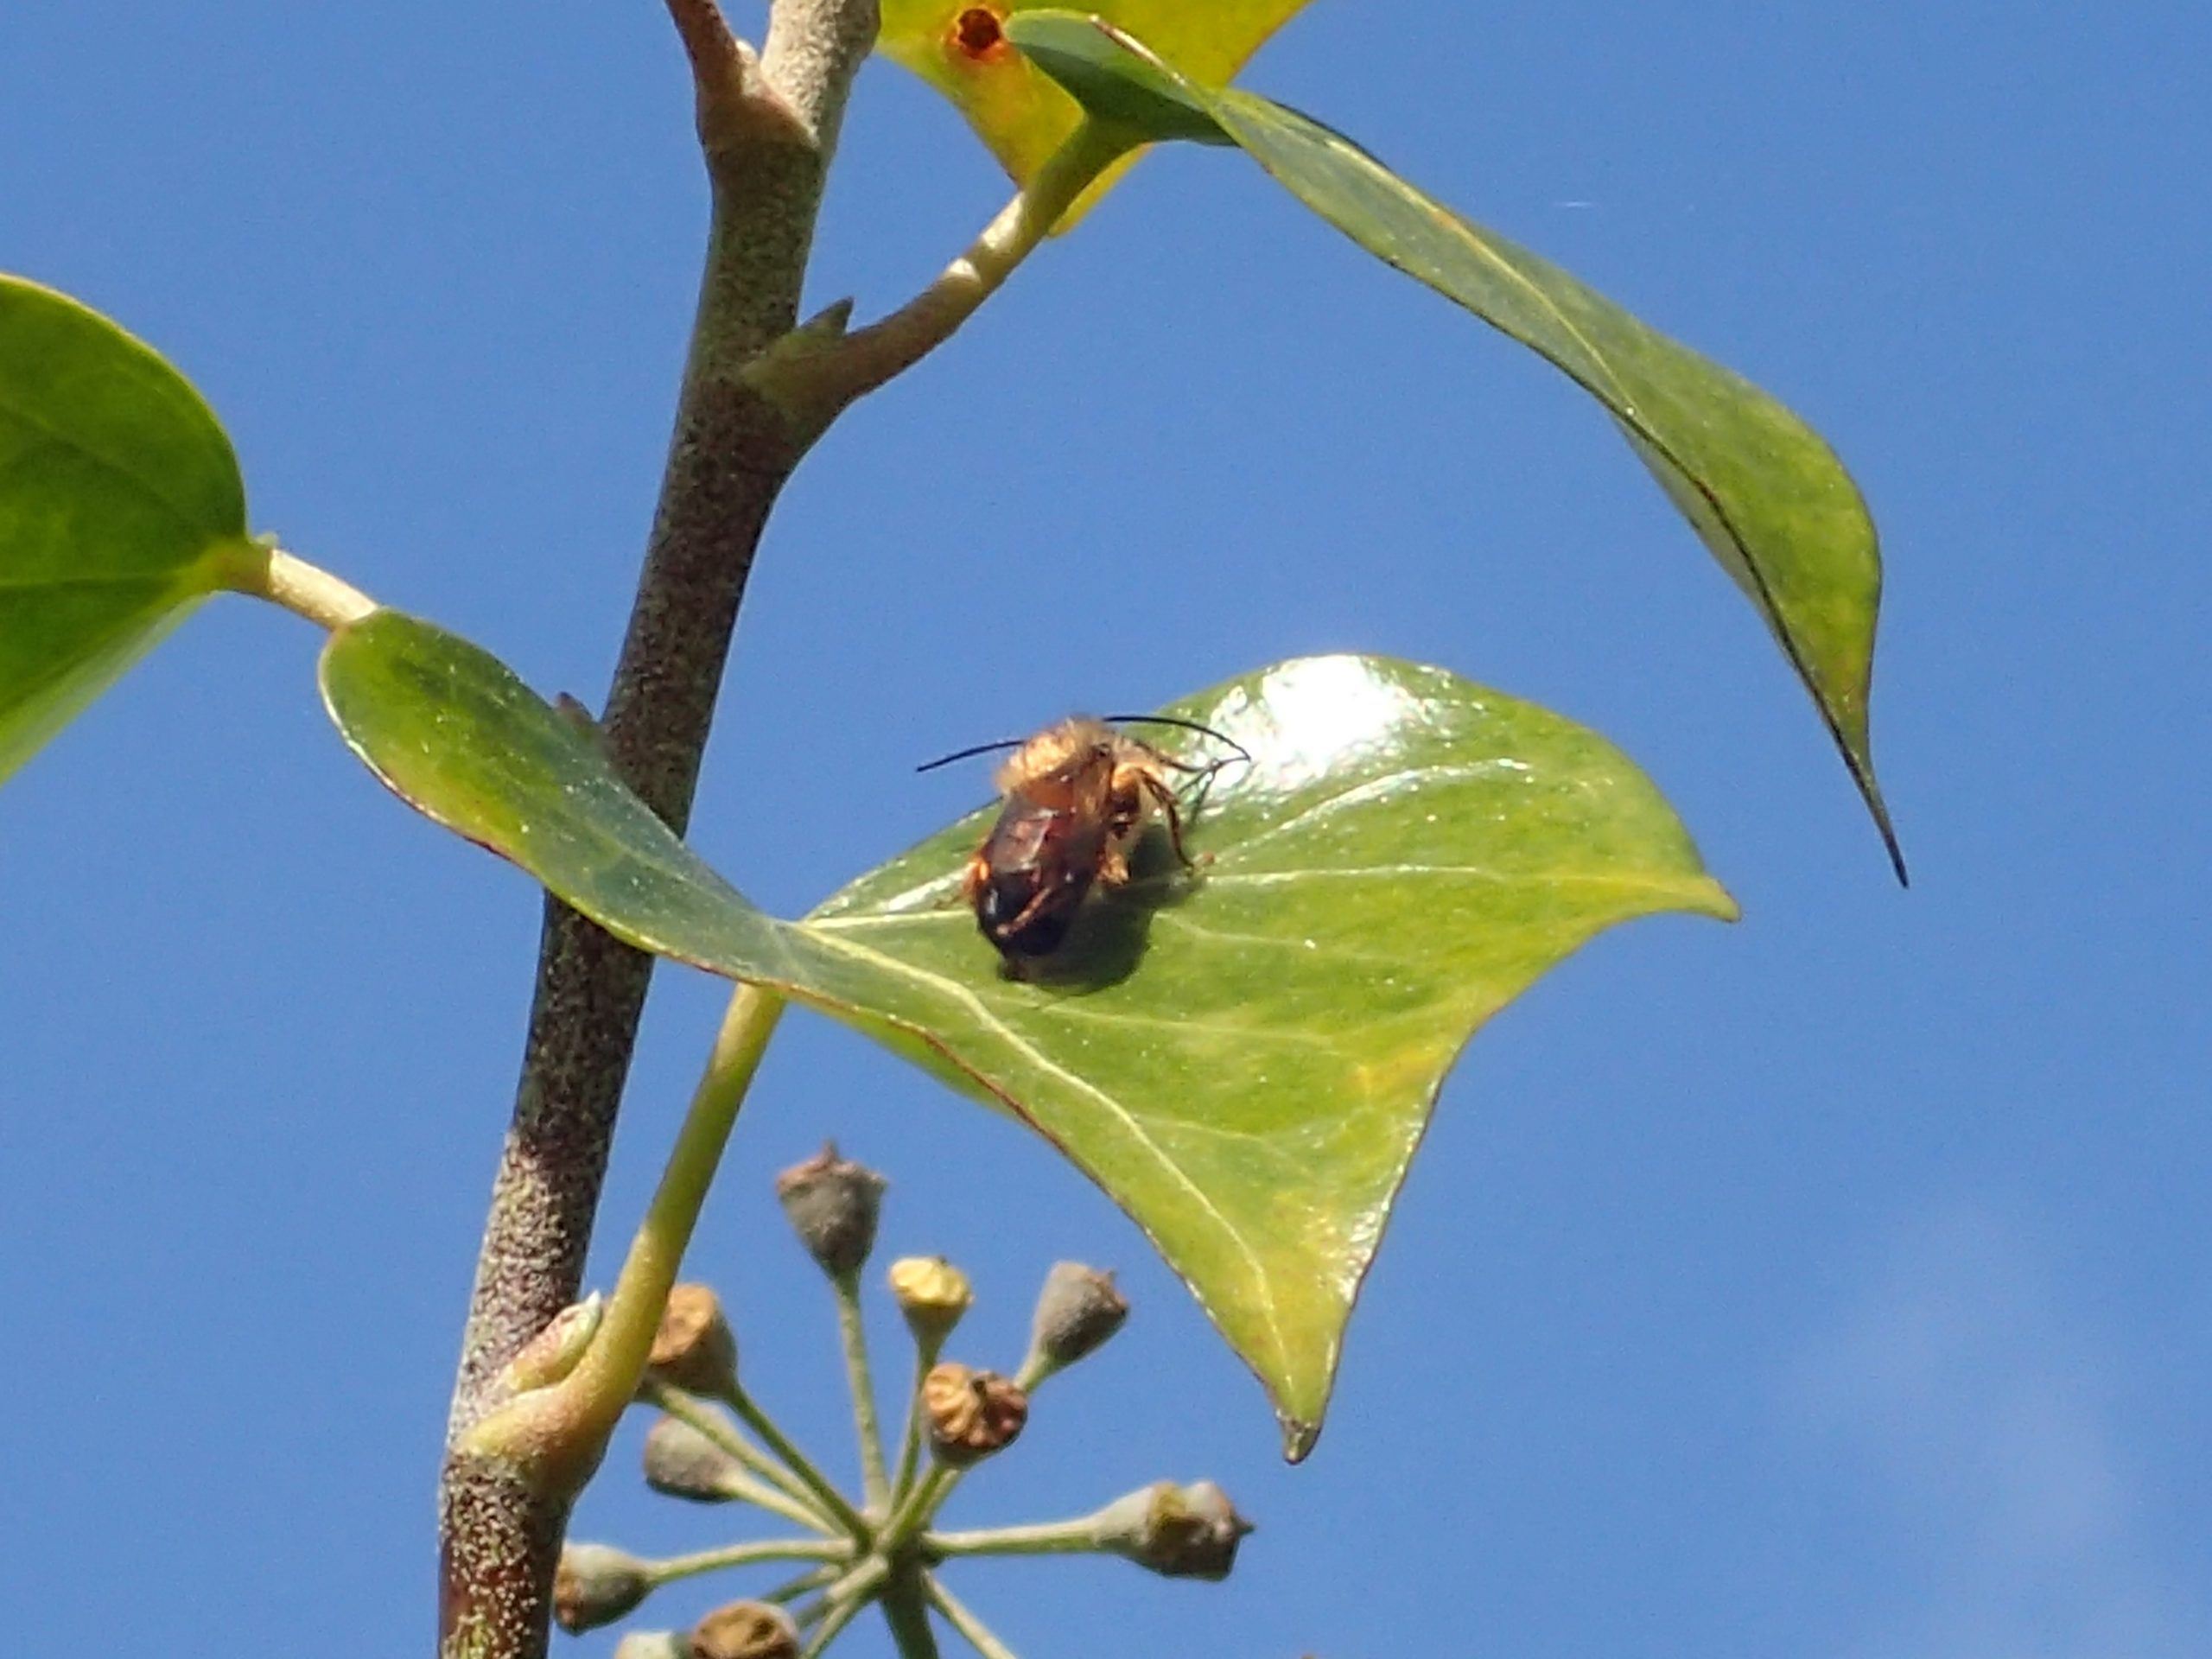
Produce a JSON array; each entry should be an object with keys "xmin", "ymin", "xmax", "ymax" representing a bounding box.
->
[
  {"xmin": 749, "ymin": 118, "xmax": 1135, "ymax": 434},
  {"xmin": 461, "ymin": 984, "xmax": 787, "ymax": 1484},
  {"xmin": 230, "ymin": 543, "xmax": 377, "ymax": 632}
]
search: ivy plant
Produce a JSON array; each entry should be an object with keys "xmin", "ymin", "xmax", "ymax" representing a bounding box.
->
[{"xmin": 0, "ymin": 4, "xmax": 1897, "ymax": 1657}]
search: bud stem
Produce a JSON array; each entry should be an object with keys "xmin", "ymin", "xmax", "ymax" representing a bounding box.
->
[
  {"xmin": 798, "ymin": 1595, "xmax": 863, "ymax": 1657},
  {"xmin": 726, "ymin": 1378, "xmax": 871, "ymax": 1540},
  {"xmin": 833, "ymin": 1273, "xmax": 892, "ymax": 1510},
  {"xmin": 758, "ymin": 1564, "xmax": 841, "ymax": 1607},
  {"xmin": 920, "ymin": 1516, "xmax": 1102, "ymax": 1560},
  {"xmin": 796, "ymin": 1556, "xmax": 888, "ymax": 1656},
  {"xmin": 642, "ymin": 1380, "xmax": 836, "ymax": 1534},
  {"xmin": 647, "ymin": 1536, "xmax": 849, "ymax": 1588},
  {"xmin": 924, "ymin": 1575, "xmax": 1020, "ymax": 1659},
  {"xmin": 879, "ymin": 1465, "xmax": 951, "ymax": 1552},
  {"xmin": 887, "ymin": 1334, "xmax": 943, "ymax": 1506}
]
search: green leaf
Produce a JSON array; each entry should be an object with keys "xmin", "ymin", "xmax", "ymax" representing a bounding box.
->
[
  {"xmin": 0, "ymin": 275, "xmax": 251, "ymax": 785},
  {"xmin": 322, "ymin": 611, "xmax": 1734, "ymax": 1453},
  {"xmin": 876, "ymin": 0, "xmax": 1308, "ymax": 221},
  {"xmin": 1001, "ymin": 14, "xmax": 1904, "ymax": 881}
]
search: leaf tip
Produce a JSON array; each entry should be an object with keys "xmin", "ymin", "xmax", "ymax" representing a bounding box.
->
[
  {"xmin": 1703, "ymin": 877, "xmax": 1743, "ymax": 925},
  {"xmin": 1839, "ymin": 737, "xmax": 1908, "ymax": 887},
  {"xmin": 1872, "ymin": 798, "xmax": 1910, "ymax": 888},
  {"xmin": 1277, "ymin": 1414, "xmax": 1321, "ymax": 1464}
]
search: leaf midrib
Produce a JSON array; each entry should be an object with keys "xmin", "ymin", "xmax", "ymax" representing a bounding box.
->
[{"xmin": 797, "ymin": 922, "xmax": 1297, "ymax": 1378}]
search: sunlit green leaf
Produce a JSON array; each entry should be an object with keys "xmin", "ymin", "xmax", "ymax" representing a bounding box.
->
[
  {"xmin": 876, "ymin": 0, "xmax": 1307, "ymax": 219},
  {"xmin": 322, "ymin": 610, "xmax": 1734, "ymax": 1452},
  {"xmin": 1002, "ymin": 13, "xmax": 1903, "ymax": 880},
  {"xmin": 0, "ymin": 275, "xmax": 251, "ymax": 785}
]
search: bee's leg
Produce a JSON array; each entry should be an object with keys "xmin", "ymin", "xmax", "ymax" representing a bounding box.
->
[
  {"xmin": 1097, "ymin": 766, "xmax": 1146, "ymax": 888},
  {"xmin": 1003, "ymin": 887, "xmax": 1055, "ymax": 936},
  {"xmin": 1145, "ymin": 775, "xmax": 1198, "ymax": 870},
  {"xmin": 966, "ymin": 850, "xmax": 1048, "ymax": 941}
]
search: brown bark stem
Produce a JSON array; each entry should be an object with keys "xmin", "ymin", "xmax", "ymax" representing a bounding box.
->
[{"xmin": 436, "ymin": 4, "xmax": 878, "ymax": 1656}]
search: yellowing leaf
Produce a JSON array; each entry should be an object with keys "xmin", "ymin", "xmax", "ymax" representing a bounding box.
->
[{"xmin": 877, "ymin": 1, "xmax": 1311, "ymax": 215}]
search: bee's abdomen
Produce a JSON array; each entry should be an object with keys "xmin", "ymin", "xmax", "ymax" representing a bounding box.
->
[
  {"xmin": 977, "ymin": 874, "xmax": 1077, "ymax": 957},
  {"xmin": 972, "ymin": 801, "xmax": 1100, "ymax": 959}
]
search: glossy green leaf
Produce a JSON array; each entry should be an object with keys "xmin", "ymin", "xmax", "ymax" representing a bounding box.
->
[
  {"xmin": 876, "ymin": 0, "xmax": 1306, "ymax": 219},
  {"xmin": 0, "ymin": 275, "xmax": 251, "ymax": 785},
  {"xmin": 1002, "ymin": 13, "xmax": 1904, "ymax": 880},
  {"xmin": 323, "ymin": 610, "xmax": 1734, "ymax": 1452}
]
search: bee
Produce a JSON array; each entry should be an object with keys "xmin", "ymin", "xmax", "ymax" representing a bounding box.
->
[{"xmin": 919, "ymin": 715, "xmax": 1250, "ymax": 963}]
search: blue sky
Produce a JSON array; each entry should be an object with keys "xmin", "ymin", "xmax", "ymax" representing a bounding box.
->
[{"xmin": 3, "ymin": 3, "xmax": 2206, "ymax": 1656}]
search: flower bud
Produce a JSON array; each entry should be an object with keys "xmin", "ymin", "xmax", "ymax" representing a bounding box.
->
[
  {"xmin": 642, "ymin": 1414, "xmax": 747, "ymax": 1503},
  {"xmin": 553, "ymin": 1542, "xmax": 652, "ymax": 1633},
  {"xmin": 613, "ymin": 1634, "xmax": 687, "ymax": 1659},
  {"xmin": 690, "ymin": 1599, "xmax": 801, "ymax": 1659},
  {"xmin": 888, "ymin": 1255, "xmax": 973, "ymax": 1351},
  {"xmin": 1022, "ymin": 1262, "xmax": 1128, "ymax": 1383},
  {"xmin": 646, "ymin": 1283, "xmax": 739, "ymax": 1397},
  {"xmin": 922, "ymin": 1362, "xmax": 1028, "ymax": 1467},
  {"xmin": 775, "ymin": 1143, "xmax": 887, "ymax": 1279},
  {"xmin": 499, "ymin": 1294, "xmax": 602, "ymax": 1394},
  {"xmin": 1093, "ymin": 1480, "xmax": 1255, "ymax": 1580}
]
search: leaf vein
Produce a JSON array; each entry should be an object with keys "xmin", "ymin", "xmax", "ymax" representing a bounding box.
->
[
  {"xmin": 0, "ymin": 392, "xmax": 225, "ymax": 545},
  {"xmin": 1216, "ymin": 760, "xmax": 1527, "ymax": 855},
  {"xmin": 1034, "ymin": 999, "xmax": 1342, "ymax": 1052},
  {"xmin": 796, "ymin": 926, "xmax": 1292, "ymax": 1373}
]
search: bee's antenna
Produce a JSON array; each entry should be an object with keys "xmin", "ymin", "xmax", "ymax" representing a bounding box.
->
[
  {"xmin": 1105, "ymin": 713, "xmax": 1254, "ymax": 766},
  {"xmin": 915, "ymin": 737, "xmax": 1027, "ymax": 773}
]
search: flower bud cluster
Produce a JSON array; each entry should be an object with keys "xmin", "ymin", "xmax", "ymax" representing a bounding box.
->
[{"xmin": 574, "ymin": 1141, "xmax": 1252, "ymax": 1655}]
